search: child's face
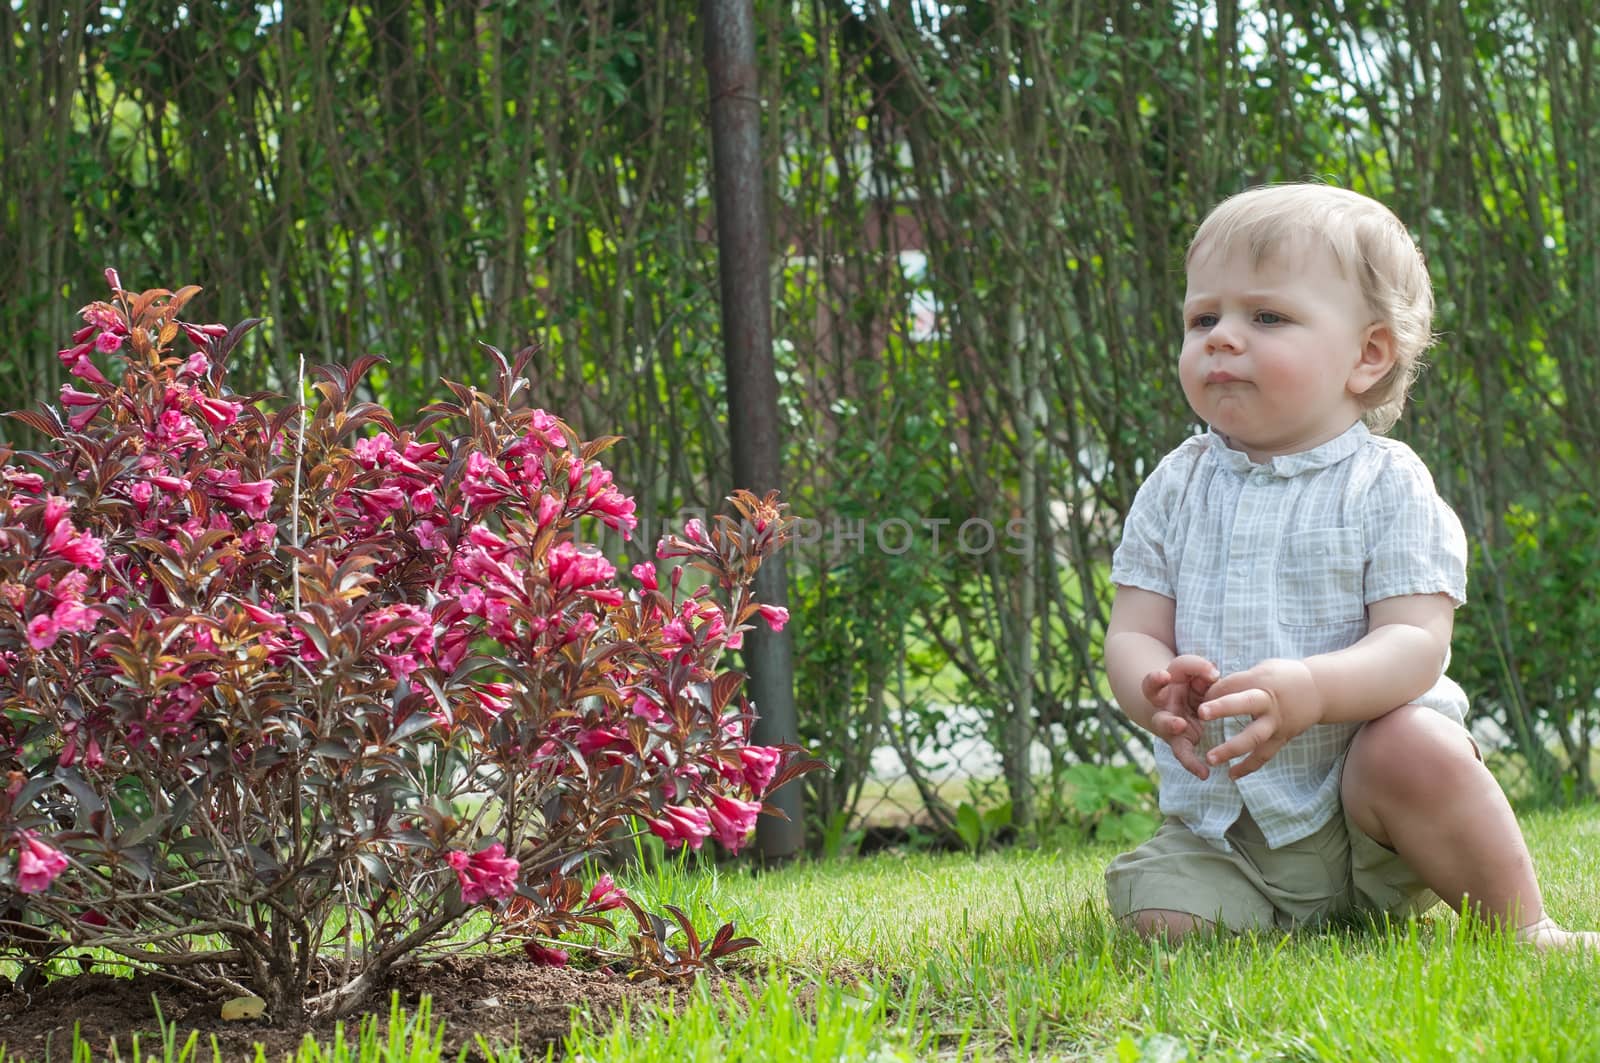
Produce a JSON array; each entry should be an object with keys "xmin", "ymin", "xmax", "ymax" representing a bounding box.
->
[{"xmin": 1179, "ymin": 240, "xmax": 1390, "ymax": 462}]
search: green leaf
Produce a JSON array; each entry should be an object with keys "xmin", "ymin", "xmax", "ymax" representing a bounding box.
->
[{"xmin": 954, "ymin": 801, "xmax": 982, "ymax": 852}]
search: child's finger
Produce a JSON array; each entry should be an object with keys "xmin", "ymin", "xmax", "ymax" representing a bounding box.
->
[
  {"xmin": 1227, "ymin": 733, "xmax": 1285, "ymax": 778},
  {"xmin": 1168, "ymin": 739, "xmax": 1210, "ymax": 779},
  {"xmin": 1205, "ymin": 716, "xmax": 1276, "ymax": 766},
  {"xmin": 1169, "ymin": 654, "xmax": 1219, "ymax": 684},
  {"xmin": 1149, "ymin": 709, "xmax": 1185, "ymax": 737},
  {"xmin": 1197, "ymin": 687, "xmax": 1270, "ymax": 722},
  {"xmin": 1141, "ymin": 670, "xmax": 1171, "ymax": 701}
]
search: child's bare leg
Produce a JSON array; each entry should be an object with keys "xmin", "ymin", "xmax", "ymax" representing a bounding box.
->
[
  {"xmin": 1342, "ymin": 705, "xmax": 1598, "ymax": 949},
  {"xmin": 1125, "ymin": 909, "xmax": 1212, "ymax": 943}
]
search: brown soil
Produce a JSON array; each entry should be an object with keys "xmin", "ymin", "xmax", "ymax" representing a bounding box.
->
[{"xmin": 0, "ymin": 954, "xmax": 711, "ymax": 1062}]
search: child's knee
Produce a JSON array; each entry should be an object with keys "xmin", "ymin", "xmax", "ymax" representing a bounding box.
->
[{"xmin": 1344, "ymin": 704, "xmax": 1480, "ymax": 807}]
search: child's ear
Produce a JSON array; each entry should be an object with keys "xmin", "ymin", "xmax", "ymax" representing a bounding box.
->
[{"xmin": 1347, "ymin": 323, "xmax": 1397, "ymax": 396}]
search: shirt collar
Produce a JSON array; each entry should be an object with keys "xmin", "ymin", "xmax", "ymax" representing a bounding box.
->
[{"xmin": 1205, "ymin": 421, "xmax": 1370, "ymax": 478}]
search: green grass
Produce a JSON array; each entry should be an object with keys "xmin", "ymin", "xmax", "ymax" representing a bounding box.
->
[
  {"xmin": 570, "ymin": 806, "xmax": 1600, "ymax": 1061},
  {"xmin": 9, "ymin": 806, "xmax": 1600, "ymax": 1062}
]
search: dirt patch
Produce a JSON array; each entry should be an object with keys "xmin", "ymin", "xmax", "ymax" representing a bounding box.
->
[{"xmin": 0, "ymin": 954, "xmax": 710, "ymax": 1061}]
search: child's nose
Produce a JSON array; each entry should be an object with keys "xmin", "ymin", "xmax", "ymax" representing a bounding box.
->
[{"xmin": 1206, "ymin": 316, "xmax": 1245, "ymax": 353}]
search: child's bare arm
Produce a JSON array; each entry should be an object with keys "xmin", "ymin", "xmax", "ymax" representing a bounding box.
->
[
  {"xmin": 1197, "ymin": 593, "xmax": 1455, "ymax": 777},
  {"xmin": 1107, "ymin": 586, "xmax": 1218, "ymax": 778}
]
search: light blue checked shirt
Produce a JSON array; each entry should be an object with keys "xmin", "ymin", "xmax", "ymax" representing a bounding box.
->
[{"xmin": 1111, "ymin": 421, "xmax": 1469, "ymax": 850}]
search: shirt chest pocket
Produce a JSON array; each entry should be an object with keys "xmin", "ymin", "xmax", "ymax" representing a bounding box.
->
[{"xmin": 1276, "ymin": 527, "xmax": 1366, "ymax": 626}]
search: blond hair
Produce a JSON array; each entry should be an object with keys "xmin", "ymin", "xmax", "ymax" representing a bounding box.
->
[{"xmin": 1186, "ymin": 183, "xmax": 1434, "ymax": 434}]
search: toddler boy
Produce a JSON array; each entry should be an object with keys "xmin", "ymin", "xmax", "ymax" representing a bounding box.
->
[{"xmin": 1104, "ymin": 183, "xmax": 1595, "ymax": 948}]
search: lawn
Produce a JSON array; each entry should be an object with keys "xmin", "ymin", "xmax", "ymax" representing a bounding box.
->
[
  {"xmin": 11, "ymin": 805, "xmax": 1596, "ymax": 1062},
  {"xmin": 569, "ymin": 803, "xmax": 1600, "ymax": 1061}
]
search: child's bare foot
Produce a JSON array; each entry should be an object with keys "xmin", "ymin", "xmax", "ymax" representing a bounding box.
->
[{"xmin": 1516, "ymin": 917, "xmax": 1600, "ymax": 951}]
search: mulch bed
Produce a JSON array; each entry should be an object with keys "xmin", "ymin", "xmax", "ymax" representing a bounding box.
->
[{"xmin": 0, "ymin": 954, "xmax": 707, "ymax": 1061}]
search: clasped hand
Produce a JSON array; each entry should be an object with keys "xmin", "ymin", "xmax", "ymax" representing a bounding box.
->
[
  {"xmin": 1143, "ymin": 656, "xmax": 1325, "ymax": 779},
  {"xmin": 1140, "ymin": 654, "xmax": 1219, "ymax": 780}
]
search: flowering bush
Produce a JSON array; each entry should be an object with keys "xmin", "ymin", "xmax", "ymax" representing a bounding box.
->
[{"xmin": 0, "ymin": 273, "xmax": 813, "ymax": 1017}]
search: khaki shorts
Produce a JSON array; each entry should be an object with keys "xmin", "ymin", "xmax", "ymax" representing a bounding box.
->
[{"xmin": 1104, "ymin": 804, "xmax": 1439, "ymax": 933}]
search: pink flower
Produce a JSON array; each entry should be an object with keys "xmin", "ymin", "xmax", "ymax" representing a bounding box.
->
[
  {"xmin": 241, "ymin": 522, "xmax": 277, "ymax": 551},
  {"xmin": 44, "ymin": 521, "xmax": 105, "ymax": 569},
  {"xmin": 707, "ymin": 794, "xmax": 762, "ymax": 851},
  {"xmin": 353, "ymin": 433, "xmax": 396, "ymax": 469},
  {"xmin": 238, "ymin": 600, "xmax": 286, "ymax": 627},
  {"xmin": 683, "ymin": 518, "xmax": 708, "ymax": 544},
  {"xmin": 57, "ymin": 341, "xmax": 91, "ymax": 369},
  {"xmin": 356, "ymin": 486, "xmax": 406, "ymax": 522},
  {"xmin": 577, "ymin": 469, "xmax": 638, "ymax": 535},
  {"xmin": 435, "ymin": 628, "xmax": 470, "ymax": 673},
  {"xmin": 14, "ymin": 831, "xmax": 69, "ymax": 894},
  {"xmin": 646, "ymin": 805, "xmax": 712, "ymax": 851},
  {"xmin": 739, "ymin": 746, "xmax": 783, "ymax": 794},
  {"xmin": 80, "ymin": 300, "xmax": 122, "ymax": 331},
  {"xmin": 57, "ymin": 338, "xmax": 113, "ymax": 386},
  {"xmin": 59, "ymin": 531, "xmax": 106, "ymax": 573},
  {"xmin": 415, "ymin": 519, "xmax": 448, "ymax": 550},
  {"xmin": 445, "ymin": 842, "xmax": 520, "ymax": 905},
  {"xmin": 524, "ymin": 942, "xmax": 569, "ymax": 967},
  {"xmin": 365, "ymin": 604, "xmax": 435, "ymax": 679},
  {"xmin": 51, "ymin": 598, "xmax": 97, "ymax": 637},
  {"xmin": 189, "ymin": 392, "xmax": 242, "ymax": 430},
  {"xmin": 575, "ymin": 726, "xmax": 628, "ymax": 757},
  {"xmin": 661, "ymin": 615, "xmax": 692, "ymax": 647},
  {"xmin": 586, "ymin": 873, "xmax": 627, "ymax": 912},
  {"xmin": 26, "ymin": 614, "xmax": 60, "ymax": 650},
  {"xmin": 470, "ymin": 682, "xmax": 515, "ymax": 719},
  {"xmin": 631, "ymin": 693, "xmax": 666, "ymax": 723},
  {"xmin": 179, "ymin": 323, "xmax": 228, "ymax": 348},
  {"xmin": 66, "ymin": 354, "xmax": 111, "ymax": 387},
  {"xmin": 757, "ymin": 604, "xmax": 789, "ymax": 632},
  {"xmin": 547, "ymin": 541, "xmax": 616, "ymax": 591},
  {"xmin": 2, "ymin": 468, "xmax": 44, "ymax": 494},
  {"xmin": 466, "ymin": 525, "xmax": 510, "ymax": 553},
  {"xmin": 94, "ymin": 331, "xmax": 124, "ymax": 353},
  {"xmin": 200, "ymin": 470, "xmax": 274, "ymax": 520},
  {"xmin": 587, "ymin": 489, "xmax": 637, "ymax": 538},
  {"xmin": 229, "ymin": 480, "xmax": 274, "ymax": 519},
  {"xmin": 693, "ymin": 601, "xmax": 727, "ymax": 643},
  {"xmin": 41, "ymin": 495, "xmax": 70, "ymax": 532},
  {"xmin": 155, "ymin": 409, "xmax": 205, "ymax": 449},
  {"xmin": 525, "ymin": 410, "xmax": 566, "ymax": 449},
  {"xmin": 403, "ymin": 439, "xmax": 442, "ymax": 463},
  {"xmin": 632, "ymin": 563, "xmax": 658, "ymax": 590},
  {"xmin": 59, "ymin": 385, "xmax": 102, "ymax": 408},
  {"xmin": 461, "ymin": 452, "xmax": 512, "ymax": 509},
  {"xmin": 513, "ymin": 455, "xmax": 547, "ymax": 494}
]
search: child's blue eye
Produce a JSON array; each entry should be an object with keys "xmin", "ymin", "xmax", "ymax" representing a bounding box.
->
[
  {"xmin": 1189, "ymin": 313, "xmax": 1218, "ymax": 329},
  {"xmin": 1256, "ymin": 311, "xmax": 1285, "ymax": 325}
]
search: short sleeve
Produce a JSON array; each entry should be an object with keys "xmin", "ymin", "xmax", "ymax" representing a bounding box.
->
[
  {"xmin": 1361, "ymin": 448, "xmax": 1468, "ymax": 607},
  {"xmin": 1110, "ymin": 445, "xmax": 1191, "ymax": 599}
]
